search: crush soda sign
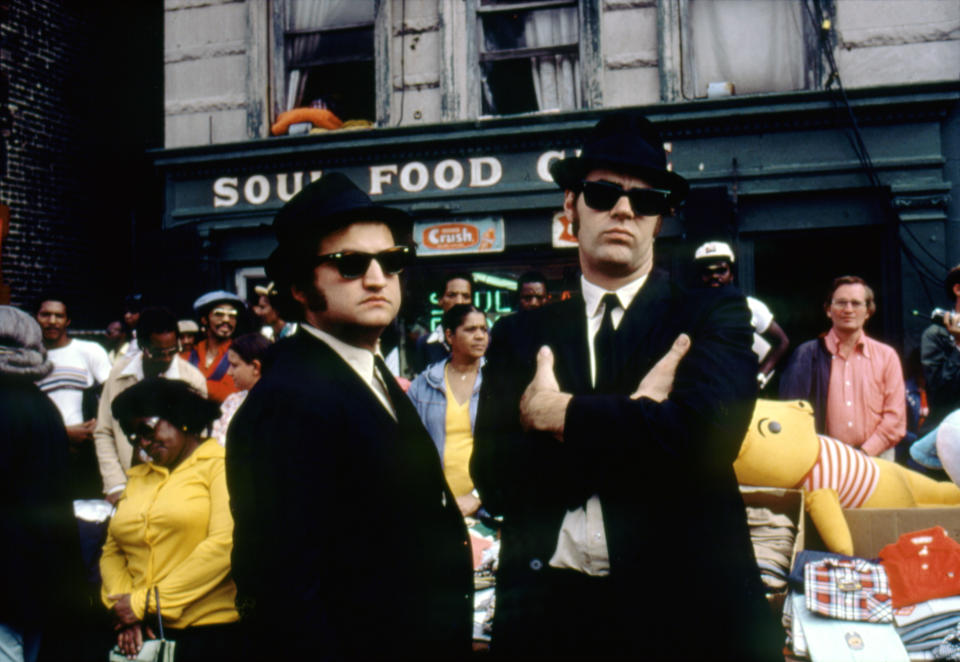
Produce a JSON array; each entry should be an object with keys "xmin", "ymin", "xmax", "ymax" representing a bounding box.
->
[{"xmin": 415, "ymin": 218, "xmax": 504, "ymax": 256}]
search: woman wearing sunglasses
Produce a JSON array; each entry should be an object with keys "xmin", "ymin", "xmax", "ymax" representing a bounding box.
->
[
  {"xmin": 407, "ymin": 304, "xmax": 489, "ymax": 517},
  {"xmin": 100, "ymin": 378, "xmax": 239, "ymax": 662}
]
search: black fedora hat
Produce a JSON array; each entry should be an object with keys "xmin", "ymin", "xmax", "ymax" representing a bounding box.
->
[
  {"xmin": 272, "ymin": 171, "xmax": 411, "ymax": 247},
  {"xmin": 266, "ymin": 172, "xmax": 412, "ymax": 319},
  {"xmin": 549, "ymin": 112, "xmax": 689, "ymax": 206}
]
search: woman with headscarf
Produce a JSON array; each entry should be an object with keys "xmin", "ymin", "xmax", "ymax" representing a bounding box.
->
[{"xmin": 0, "ymin": 306, "xmax": 82, "ymax": 662}]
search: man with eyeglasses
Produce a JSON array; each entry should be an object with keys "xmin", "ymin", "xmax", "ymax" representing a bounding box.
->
[
  {"xmin": 94, "ymin": 307, "xmax": 206, "ymax": 504},
  {"xmin": 472, "ymin": 113, "xmax": 781, "ymax": 660},
  {"xmin": 185, "ymin": 290, "xmax": 245, "ymax": 403},
  {"xmin": 225, "ymin": 173, "xmax": 473, "ymax": 659},
  {"xmin": 781, "ymin": 275, "xmax": 906, "ymax": 459},
  {"xmin": 694, "ymin": 241, "xmax": 790, "ymax": 389}
]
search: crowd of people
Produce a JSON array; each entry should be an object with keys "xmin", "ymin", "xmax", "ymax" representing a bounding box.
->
[{"xmin": 3, "ymin": 110, "xmax": 960, "ymax": 662}]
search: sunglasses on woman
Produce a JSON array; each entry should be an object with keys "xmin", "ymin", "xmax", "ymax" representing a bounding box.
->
[
  {"xmin": 313, "ymin": 245, "xmax": 414, "ymax": 280},
  {"xmin": 578, "ymin": 180, "xmax": 672, "ymax": 216}
]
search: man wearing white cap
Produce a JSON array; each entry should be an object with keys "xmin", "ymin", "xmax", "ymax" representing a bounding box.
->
[
  {"xmin": 185, "ymin": 290, "xmax": 245, "ymax": 403},
  {"xmin": 694, "ymin": 240, "xmax": 790, "ymax": 388}
]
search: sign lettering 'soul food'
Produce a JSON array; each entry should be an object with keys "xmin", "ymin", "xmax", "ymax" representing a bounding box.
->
[{"xmin": 210, "ymin": 150, "xmax": 578, "ymax": 208}]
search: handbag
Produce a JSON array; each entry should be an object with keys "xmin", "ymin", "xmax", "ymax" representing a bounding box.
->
[{"xmin": 108, "ymin": 587, "xmax": 176, "ymax": 662}]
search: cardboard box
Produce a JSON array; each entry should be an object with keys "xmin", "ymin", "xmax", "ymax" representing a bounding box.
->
[
  {"xmin": 740, "ymin": 486, "xmax": 805, "ymax": 595},
  {"xmin": 842, "ymin": 507, "xmax": 960, "ymax": 558}
]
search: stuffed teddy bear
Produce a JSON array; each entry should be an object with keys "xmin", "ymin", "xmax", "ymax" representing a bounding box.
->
[{"xmin": 734, "ymin": 399, "xmax": 960, "ymax": 555}]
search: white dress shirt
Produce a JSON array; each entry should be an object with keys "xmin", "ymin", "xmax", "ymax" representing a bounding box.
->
[{"xmin": 549, "ymin": 273, "xmax": 648, "ymax": 577}]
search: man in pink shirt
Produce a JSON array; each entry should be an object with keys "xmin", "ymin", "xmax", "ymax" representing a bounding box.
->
[{"xmin": 781, "ymin": 275, "xmax": 906, "ymax": 458}]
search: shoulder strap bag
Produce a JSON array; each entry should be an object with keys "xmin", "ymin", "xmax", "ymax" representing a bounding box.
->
[{"xmin": 108, "ymin": 587, "xmax": 176, "ymax": 662}]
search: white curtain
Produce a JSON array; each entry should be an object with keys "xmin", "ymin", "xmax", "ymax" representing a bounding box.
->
[
  {"xmin": 524, "ymin": 6, "xmax": 580, "ymax": 111},
  {"xmin": 284, "ymin": 0, "xmax": 374, "ymax": 110},
  {"xmin": 689, "ymin": 0, "xmax": 805, "ymax": 97}
]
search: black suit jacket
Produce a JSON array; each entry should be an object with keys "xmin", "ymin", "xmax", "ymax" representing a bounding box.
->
[
  {"xmin": 472, "ymin": 270, "xmax": 781, "ymax": 661},
  {"xmin": 226, "ymin": 330, "xmax": 473, "ymax": 660}
]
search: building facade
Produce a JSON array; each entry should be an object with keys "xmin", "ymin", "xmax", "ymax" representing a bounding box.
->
[{"xmin": 153, "ymin": 0, "xmax": 959, "ymax": 374}]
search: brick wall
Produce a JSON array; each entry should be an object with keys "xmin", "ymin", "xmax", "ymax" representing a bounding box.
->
[
  {"xmin": 0, "ymin": 1, "xmax": 163, "ymax": 327},
  {"xmin": 0, "ymin": 1, "xmax": 94, "ymax": 314}
]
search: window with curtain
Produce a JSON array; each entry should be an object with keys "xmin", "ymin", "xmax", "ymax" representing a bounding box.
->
[
  {"xmin": 686, "ymin": 0, "xmax": 809, "ymax": 97},
  {"xmin": 281, "ymin": 0, "xmax": 376, "ymax": 122},
  {"xmin": 477, "ymin": 0, "xmax": 581, "ymax": 116}
]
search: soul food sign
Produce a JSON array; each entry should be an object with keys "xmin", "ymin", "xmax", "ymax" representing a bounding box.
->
[{"xmin": 210, "ymin": 151, "xmax": 571, "ymax": 208}]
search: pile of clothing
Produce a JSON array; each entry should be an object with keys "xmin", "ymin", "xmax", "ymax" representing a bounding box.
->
[
  {"xmin": 782, "ymin": 526, "xmax": 960, "ymax": 661},
  {"xmin": 746, "ymin": 505, "xmax": 797, "ymax": 591},
  {"xmin": 886, "ymin": 526, "xmax": 960, "ymax": 660},
  {"xmin": 895, "ymin": 596, "xmax": 960, "ymax": 660}
]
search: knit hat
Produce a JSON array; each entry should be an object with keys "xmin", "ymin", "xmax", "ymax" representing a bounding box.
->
[{"xmin": 0, "ymin": 305, "xmax": 53, "ymax": 379}]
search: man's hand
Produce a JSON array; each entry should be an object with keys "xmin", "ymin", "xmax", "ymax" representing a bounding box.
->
[
  {"xmin": 65, "ymin": 419, "xmax": 96, "ymax": 446},
  {"xmin": 519, "ymin": 346, "xmax": 572, "ymax": 440},
  {"xmin": 631, "ymin": 334, "xmax": 691, "ymax": 402},
  {"xmin": 946, "ymin": 312, "xmax": 960, "ymax": 338}
]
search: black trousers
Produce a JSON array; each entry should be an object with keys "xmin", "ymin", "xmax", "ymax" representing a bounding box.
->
[{"xmin": 165, "ymin": 622, "xmax": 242, "ymax": 662}]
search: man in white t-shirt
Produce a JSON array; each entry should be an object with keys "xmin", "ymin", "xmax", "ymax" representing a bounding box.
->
[
  {"xmin": 35, "ymin": 295, "xmax": 113, "ymax": 497},
  {"xmin": 695, "ymin": 241, "xmax": 790, "ymax": 388}
]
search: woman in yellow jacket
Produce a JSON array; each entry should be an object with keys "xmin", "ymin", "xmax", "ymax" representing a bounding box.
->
[{"xmin": 100, "ymin": 377, "xmax": 239, "ymax": 661}]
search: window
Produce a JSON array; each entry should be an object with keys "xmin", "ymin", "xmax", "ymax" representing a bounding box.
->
[
  {"xmin": 476, "ymin": 0, "xmax": 583, "ymax": 115},
  {"xmin": 273, "ymin": 1, "xmax": 377, "ymax": 124},
  {"xmin": 660, "ymin": 0, "xmax": 822, "ymax": 101}
]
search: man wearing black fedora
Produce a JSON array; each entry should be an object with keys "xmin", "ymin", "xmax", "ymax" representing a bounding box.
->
[
  {"xmin": 472, "ymin": 113, "xmax": 781, "ymax": 660},
  {"xmin": 225, "ymin": 172, "xmax": 473, "ymax": 659}
]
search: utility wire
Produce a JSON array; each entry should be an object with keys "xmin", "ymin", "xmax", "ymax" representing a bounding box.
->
[{"xmin": 805, "ymin": 0, "xmax": 946, "ymax": 309}]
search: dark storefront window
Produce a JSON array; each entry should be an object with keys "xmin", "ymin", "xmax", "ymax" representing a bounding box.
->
[{"xmin": 477, "ymin": 0, "xmax": 581, "ymax": 115}]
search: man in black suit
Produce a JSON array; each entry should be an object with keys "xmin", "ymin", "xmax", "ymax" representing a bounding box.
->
[
  {"xmin": 226, "ymin": 173, "xmax": 473, "ymax": 659},
  {"xmin": 472, "ymin": 113, "xmax": 781, "ymax": 661}
]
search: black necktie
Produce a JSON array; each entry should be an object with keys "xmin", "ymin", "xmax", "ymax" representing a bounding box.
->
[
  {"xmin": 594, "ymin": 293, "xmax": 619, "ymax": 393},
  {"xmin": 374, "ymin": 354, "xmax": 400, "ymax": 414}
]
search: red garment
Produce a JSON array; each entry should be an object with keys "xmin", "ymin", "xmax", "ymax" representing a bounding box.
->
[
  {"xmin": 880, "ymin": 526, "xmax": 960, "ymax": 607},
  {"xmin": 183, "ymin": 339, "xmax": 236, "ymax": 404}
]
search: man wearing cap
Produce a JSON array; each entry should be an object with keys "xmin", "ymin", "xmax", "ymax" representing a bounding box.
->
[
  {"xmin": 176, "ymin": 319, "xmax": 199, "ymax": 354},
  {"xmin": 226, "ymin": 173, "xmax": 472, "ymax": 659},
  {"xmin": 185, "ymin": 290, "xmax": 245, "ymax": 403},
  {"xmin": 472, "ymin": 113, "xmax": 780, "ymax": 660},
  {"xmin": 694, "ymin": 240, "xmax": 790, "ymax": 389}
]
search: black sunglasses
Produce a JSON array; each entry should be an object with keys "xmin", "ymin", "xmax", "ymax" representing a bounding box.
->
[
  {"xmin": 578, "ymin": 180, "xmax": 671, "ymax": 216},
  {"xmin": 143, "ymin": 345, "xmax": 179, "ymax": 360},
  {"xmin": 314, "ymin": 245, "xmax": 414, "ymax": 280}
]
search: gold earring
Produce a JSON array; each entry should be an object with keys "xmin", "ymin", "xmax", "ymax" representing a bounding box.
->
[{"xmin": 182, "ymin": 425, "xmax": 188, "ymax": 432}]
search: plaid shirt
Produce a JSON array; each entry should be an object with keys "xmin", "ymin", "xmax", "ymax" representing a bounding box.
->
[{"xmin": 805, "ymin": 558, "xmax": 894, "ymax": 623}]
